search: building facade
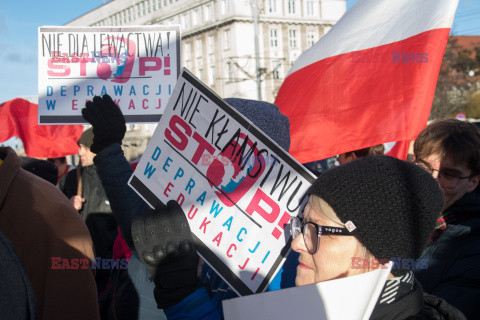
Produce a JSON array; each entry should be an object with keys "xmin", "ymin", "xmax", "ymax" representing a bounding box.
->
[{"xmin": 66, "ymin": 0, "xmax": 346, "ymax": 102}]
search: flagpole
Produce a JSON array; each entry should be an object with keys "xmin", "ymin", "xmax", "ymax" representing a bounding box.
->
[{"xmin": 252, "ymin": 0, "xmax": 262, "ymax": 100}]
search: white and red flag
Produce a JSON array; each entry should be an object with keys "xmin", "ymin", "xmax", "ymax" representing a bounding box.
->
[{"xmin": 275, "ymin": 0, "xmax": 459, "ymax": 163}]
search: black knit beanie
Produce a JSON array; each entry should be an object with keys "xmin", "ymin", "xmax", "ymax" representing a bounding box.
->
[
  {"xmin": 78, "ymin": 127, "xmax": 94, "ymax": 148},
  {"xmin": 307, "ymin": 156, "xmax": 444, "ymax": 276}
]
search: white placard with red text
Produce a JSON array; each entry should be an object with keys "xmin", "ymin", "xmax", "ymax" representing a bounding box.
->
[
  {"xmin": 128, "ymin": 68, "xmax": 316, "ymax": 296},
  {"xmin": 38, "ymin": 26, "xmax": 180, "ymax": 124}
]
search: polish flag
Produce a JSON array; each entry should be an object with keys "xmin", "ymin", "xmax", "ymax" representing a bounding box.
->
[
  {"xmin": 275, "ymin": 0, "xmax": 459, "ymax": 164},
  {"xmin": 384, "ymin": 140, "xmax": 411, "ymax": 161},
  {"xmin": 0, "ymin": 98, "xmax": 84, "ymax": 158}
]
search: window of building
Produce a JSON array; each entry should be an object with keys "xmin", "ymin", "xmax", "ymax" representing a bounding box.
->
[
  {"xmin": 268, "ymin": 0, "xmax": 277, "ymax": 13},
  {"xmin": 197, "ymin": 57, "xmax": 203, "ymax": 80},
  {"xmin": 306, "ymin": 0, "xmax": 315, "ymax": 16},
  {"xmin": 270, "ymin": 29, "xmax": 278, "ymax": 47},
  {"xmin": 184, "ymin": 42, "xmax": 192, "ymax": 61},
  {"xmin": 226, "ymin": 61, "xmax": 234, "ymax": 81},
  {"xmin": 181, "ymin": 13, "xmax": 190, "ymax": 29},
  {"xmin": 287, "ymin": 0, "xmax": 296, "ymax": 14},
  {"xmin": 196, "ymin": 38, "xmax": 203, "ymax": 57},
  {"xmin": 271, "ymin": 60, "xmax": 281, "ymax": 79},
  {"xmin": 204, "ymin": 4, "xmax": 213, "ymax": 21},
  {"xmin": 224, "ymin": 29, "xmax": 231, "ymax": 50},
  {"xmin": 209, "ymin": 64, "xmax": 216, "ymax": 84},
  {"xmin": 221, "ymin": 0, "xmax": 229, "ymax": 15},
  {"xmin": 142, "ymin": 2, "xmax": 146, "ymax": 16},
  {"xmin": 208, "ymin": 35, "xmax": 215, "ymax": 54},
  {"xmin": 289, "ymin": 29, "xmax": 297, "ymax": 48},
  {"xmin": 181, "ymin": 15, "xmax": 185, "ymax": 28},
  {"xmin": 208, "ymin": 55, "xmax": 215, "ymax": 84},
  {"xmin": 307, "ymin": 30, "xmax": 317, "ymax": 48},
  {"xmin": 157, "ymin": 0, "xmax": 162, "ymax": 9},
  {"xmin": 192, "ymin": 9, "xmax": 200, "ymax": 26}
]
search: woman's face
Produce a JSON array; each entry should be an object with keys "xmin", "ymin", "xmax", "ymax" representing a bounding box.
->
[{"xmin": 292, "ymin": 198, "xmax": 365, "ymax": 286}]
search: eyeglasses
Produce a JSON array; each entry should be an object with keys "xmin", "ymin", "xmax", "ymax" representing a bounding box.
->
[
  {"xmin": 290, "ymin": 216, "xmax": 351, "ymax": 254},
  {"xmin": 414, "ymin": 159, "xmax": 474, "ymax": 189}
]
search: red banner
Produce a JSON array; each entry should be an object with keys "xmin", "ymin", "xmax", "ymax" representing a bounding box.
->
[{"xmin": 0, "ymin": 98, "xmax": 84, "ymax": 157}]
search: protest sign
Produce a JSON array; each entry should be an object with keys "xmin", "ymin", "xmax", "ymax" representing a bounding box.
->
[
  {"xmin": 223, "ymin": 262, "xmax": 393, "ymax": 320},
  {"xmin": 38, "ymin": 26, "xmax": 180, "ymax": 124},
  {"xmin": 128, "ymin": 68, "xmax": 316, "ymax": 296}
]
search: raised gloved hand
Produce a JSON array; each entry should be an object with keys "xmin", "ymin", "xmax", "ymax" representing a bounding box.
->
[
  {"xmin": 131, "ymin": 200, "xmax": 203, "ymax": 309},
  {"xmin": 81, "ymin": 94, "xmax": 126, "ymax": 154}
]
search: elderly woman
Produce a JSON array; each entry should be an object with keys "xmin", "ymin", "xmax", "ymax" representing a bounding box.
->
[
  {"xmin": 133, "ymin": 156, "xmax": 465, "ymax": 319},
  {"xmin": 290, "ymin": 155, "xmax": 465, "ymax": 319}
]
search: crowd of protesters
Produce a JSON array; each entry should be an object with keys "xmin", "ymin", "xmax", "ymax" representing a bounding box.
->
[{"xmin": 1, "ymin": 94, "xmax": 479, "ymax": 320}]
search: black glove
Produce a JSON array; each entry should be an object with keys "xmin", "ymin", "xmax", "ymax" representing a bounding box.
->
[
  {"xmin": 131, "ymin": 200, "xmax": 203, "ymax": 309},
  {"xmin": 81, "ymin": 94, "xmax": 126, "ymax": 154}
]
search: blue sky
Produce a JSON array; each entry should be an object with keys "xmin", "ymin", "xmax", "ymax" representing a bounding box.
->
[{"xmin": 0, "ymin": 0, "xmax": 479, "ymax": 105}]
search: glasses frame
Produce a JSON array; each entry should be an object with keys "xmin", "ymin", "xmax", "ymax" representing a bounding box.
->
[
  {"xmin": 414, "ymin": 159, "xmax": 474, "ymax": 189},
  {"xmin": 290, "ymin": 216, "xmax": 351, "ymax": 254}
]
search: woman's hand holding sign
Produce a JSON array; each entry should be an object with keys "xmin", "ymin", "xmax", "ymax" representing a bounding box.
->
[{"xmin": 131, "ymin": 200, "xmax": 204, "ymax": 309}]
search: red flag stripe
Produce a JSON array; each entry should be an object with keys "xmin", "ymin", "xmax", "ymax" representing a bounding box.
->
[
  {"xmin": 385, "ymin": 141, "xmax": 411, "ymax": 161},
  {"xmin": 275, "ymin": 28, "xmax": 449, "ymax": 163}
]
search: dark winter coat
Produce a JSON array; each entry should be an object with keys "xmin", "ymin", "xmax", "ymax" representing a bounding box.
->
[{"xmin": 414, "ymin": 191, "xmax": 480, "ymax": 319}]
